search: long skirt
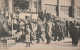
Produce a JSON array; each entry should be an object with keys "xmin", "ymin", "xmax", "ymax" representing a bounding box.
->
[{"xmin": 25, "ymin": 35, "xmax": 30, "ymax": 42}]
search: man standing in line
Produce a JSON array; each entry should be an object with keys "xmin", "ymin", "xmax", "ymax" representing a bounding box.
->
[
  {"xmin": 69, "ymin": 21, "xmax": 80, "ymax": 46},
  {"xmin": 45, "ymin": 22, "xmax": 50, "ymax": 44},
  {"xmin": 0, "ymin": 22, "xmax": 4, "ymax": 40},
  {"xmin": 66, "ymin": 21, "xmax": 69, "ymax": 37},
  {"xmin": 37, "ymin": 21, "xmax": 44, "ymax": 43},
  {"xmin": 54, "ymin": 20, "xmax": 61, "ymax": 41}
]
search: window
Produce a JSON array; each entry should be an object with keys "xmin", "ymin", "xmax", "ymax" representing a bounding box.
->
[
  {"xmin": 45, "ymin": 4, "xmax": 57, "ymax": 16},
  {"xmin": 60, "ymin": 6, "xmax": 69, "ymax": 17},
  {"xmin": 77, "ymin": 8, "xmax": 80, "ymax": 17},
  {"xmin": 34, "ymin": 2, "xmax": 37, "ymax": 8}
]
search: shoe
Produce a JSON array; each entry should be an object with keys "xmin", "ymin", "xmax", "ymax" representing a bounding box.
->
[
  {"xmin": 46, "ymin": 43, "xmax": 49, "ymax": 44},
  {"xmin": 43, "ymin": 40, "xmax": 44, "ymax": 42},
  {"xmin": 37, "ymin": 42, "xmax": 39, "ymax": 43},
  {"xmin": 57, "ymin": 39, "xmax": 60, "ymax": 41},
  {"xmin": 74, "ymin": 45, "xmax": 77, "ymax": 47},
  {"xmin": 31, "ymin": 43, "xmax": 33, "ymax": 45},
  {"xmin": 53, "ymin": 40, "xmax": 56, "ymax": 41},
  {"xmin": 72, "ymin": 44, "xmax": 77, "ymax": 47},
  {"xmin": 63, "ymin": 37, "xmax": 64, "ymax": 40}
]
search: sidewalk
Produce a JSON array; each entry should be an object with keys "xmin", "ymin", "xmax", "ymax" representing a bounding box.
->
[{"xmin": 0, "ymin": 38, "xmax": 80, "ymax": 50}]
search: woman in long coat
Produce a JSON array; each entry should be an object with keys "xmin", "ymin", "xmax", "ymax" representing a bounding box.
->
[{"xmin": 69, "ymin": 21, "xmax": 80, "ymax": 46}]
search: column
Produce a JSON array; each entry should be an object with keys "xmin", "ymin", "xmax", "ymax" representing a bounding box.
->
[
  {"xmin": 41, "ymin": 0, "xmax": 45, "ymax": 12},
  {"xmin": 37, "ymin": 1, "xmax": 39, "ymax": 14},
  {"xmin": 57, "ymin": 0, "xmax": 60, "ymax": 17},
  {"xmin": 71, "ymin": 0, "xmax": 76, "ymax": 17},
  {"xmin": 9, "ymin": 0, "xmax": 13, "ymax": 37},
  {"xmin": 74, "ymin": 0, "xmax": 77, "ymax": 18}
]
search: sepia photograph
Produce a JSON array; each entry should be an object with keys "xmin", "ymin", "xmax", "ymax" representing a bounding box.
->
[{"xmin": 0, "ymin": 0, "xmax": 80, "ymax": 50}]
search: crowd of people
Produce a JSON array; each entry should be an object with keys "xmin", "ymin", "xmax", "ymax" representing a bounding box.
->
[{"xmin": 0, "ymin": 9, "xmax": 80, "ymax": 47}]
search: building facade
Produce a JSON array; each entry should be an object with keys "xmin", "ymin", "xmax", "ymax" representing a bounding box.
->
[
  {"xmin": 41, "ymin": 0, "xmax": 80, "ymax": 18},
  {"xmin": 0, "ymin": 0, "xmax": 80, "ymax": 18}
]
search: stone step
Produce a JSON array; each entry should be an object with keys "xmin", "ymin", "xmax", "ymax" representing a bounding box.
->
[{"xmin": 0, "ymin": 41, "xmax": 7, "ymax": 49}]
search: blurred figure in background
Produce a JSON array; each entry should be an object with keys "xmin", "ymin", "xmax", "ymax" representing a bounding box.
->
[
  {"xmin": 54, "ymin": 20, "xmax": 61, "ymax": 41},
  {"xmin": 45, "ymin": 22, "xmax": 50, "ymax": 44},
  {"xmin": 66, "ymin": 21, "xmax": 69, "ymax": 37},
  {"xmin": 25, "ymin": 25, "xmax": 31, "ymax": 47},
  {"xmin": 36, "ymin": 21, "xmax": 44, "ymax": 43}
]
